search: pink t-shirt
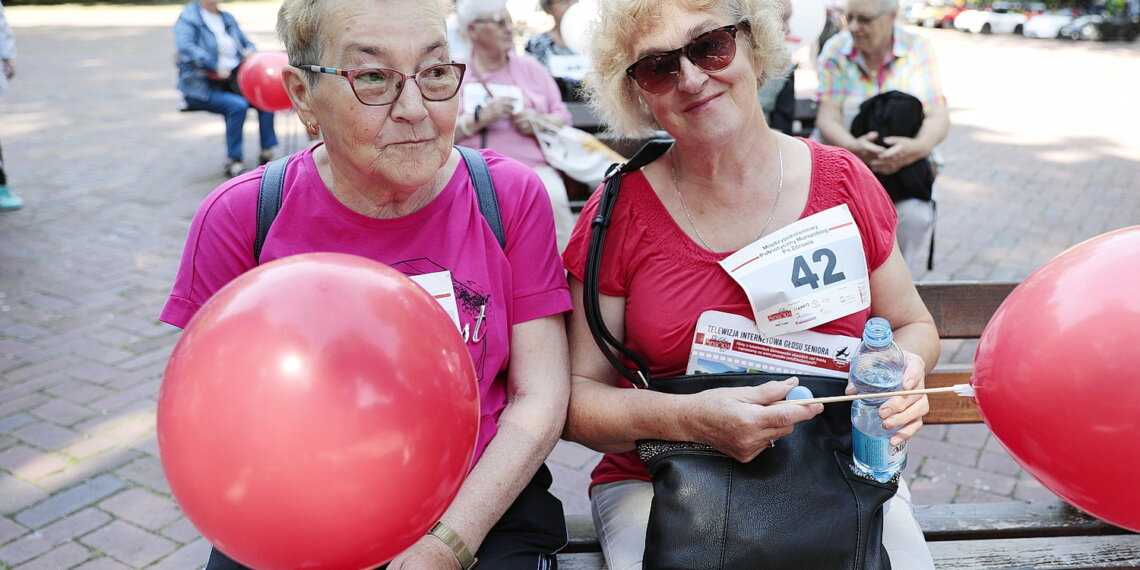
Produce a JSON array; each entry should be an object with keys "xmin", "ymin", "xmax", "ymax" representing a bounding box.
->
[
  {"xmin": 161, "ymin": 145, "xmax": 571, "ymax": 464},
  {"xmin": 454, "ymin": 53, "xmax": 571, "ymax": 169},
  {"xmin": 562, "ymin": 139, "xmax": 898, "ymax": 487}
]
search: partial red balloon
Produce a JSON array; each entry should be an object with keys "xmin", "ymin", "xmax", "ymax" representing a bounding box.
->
[
  {"xmin": 158, "ymin": 253, "xmax": 479, "ymax": 569},
  {"xmin": 973, "ymin": 226, "xmax": 1140, "ymax": 532},
  {"xmin": 237, "ymin": 50, "xmax": 292, "ymax": 112}
]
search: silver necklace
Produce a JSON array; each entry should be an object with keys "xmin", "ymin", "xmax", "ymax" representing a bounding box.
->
[{"xmin": 671, "ymin": 140, "xmax": 784, "ymax": 251}]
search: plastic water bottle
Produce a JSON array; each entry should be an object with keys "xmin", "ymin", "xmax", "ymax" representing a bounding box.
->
[{"xmin": 850, "ymin": 317, "xmax": 907, "ymax": 482}]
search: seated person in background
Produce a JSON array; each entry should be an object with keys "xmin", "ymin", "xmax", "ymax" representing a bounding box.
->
[
  {"xmin": 815, "ymin": 0, "xmax": 949, "ymax": 275},
  {"xmin": 454, "ymin": 0, "xmax": 576, "ymax": 251},
  {"xmin": 525, "ymin": 0, "xmax": 589, "ymax": 101},
  {"xmin": 175, "ymin": 0, "xmax": 277, "ymax": 177},
  {"xmin": 758, "ymin": 0, "xmax": 796, "ymax": 133}
]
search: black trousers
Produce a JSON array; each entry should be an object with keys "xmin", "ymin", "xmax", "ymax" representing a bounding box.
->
[{"xmin": 205, "ymin": 464, "xmax": 567, "ymax": 570}]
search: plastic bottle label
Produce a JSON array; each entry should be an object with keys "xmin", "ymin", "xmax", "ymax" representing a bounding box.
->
[{"xmin": 852, "ymin": 429, "xmax": 905, "ymax": 468}]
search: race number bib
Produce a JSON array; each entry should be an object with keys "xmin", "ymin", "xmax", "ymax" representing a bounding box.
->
[
  {"xmin": 548, "ymin": 54, "xmax": 589, "ymax": 81},
  {"xmin": 409, "ymin": 271, "xmax": 461, "ymax": 331},
  {"xmin": 719, "ymin": 205, "xmax": 870, "ymax": 336},
  {"xmin": 461, "ymin": 83, "xmax": 525, "ymax": 115}
]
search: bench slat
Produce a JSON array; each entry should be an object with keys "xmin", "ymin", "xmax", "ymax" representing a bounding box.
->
[
  {"xmin": 924, "ymin": 368, "xmax": 981, "ymax": 424},
  {"xmin": 918, "ymin": 501, "xmax": 1130, "ymax": 541},
  {"xmin": 559, "ymin": 535, "xmax": 1140, "ymax": 569},
  {"xmin": 926, "ymin": 534, "xmax": 1140, "ymax": 568},
  {"xmin": 916, "ymin": 281, "xmax": 1017, "ymax": 339}
]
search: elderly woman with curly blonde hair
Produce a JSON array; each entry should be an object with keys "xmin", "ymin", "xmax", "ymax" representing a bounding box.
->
[{"xmin": 559, "ymin": 0, "xmax": 941, "ymax": 566}]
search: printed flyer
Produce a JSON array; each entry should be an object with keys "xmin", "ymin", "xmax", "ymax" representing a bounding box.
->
[{"xmin": 686, "ymin": 310, "xmax": 858, "ymax": 379}]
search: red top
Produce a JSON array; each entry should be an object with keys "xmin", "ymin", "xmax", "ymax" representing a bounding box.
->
[{"xmin": 562, "ymin": 138, "xmax": 898, "ymax": 488}]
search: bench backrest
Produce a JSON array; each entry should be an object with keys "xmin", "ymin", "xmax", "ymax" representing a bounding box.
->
[{"xmin": 915, "ymin": 281, "xmax": 1018, "ymax": 425}]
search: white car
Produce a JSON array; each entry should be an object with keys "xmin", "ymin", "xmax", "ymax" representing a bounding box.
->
[
  {"xmin": 1022, "ymin": 11, "xmax": 1074, "ymax": 38},
  {"xmin": 954, "ymin": 7, "xmax": 1029, "ymax": 33}
]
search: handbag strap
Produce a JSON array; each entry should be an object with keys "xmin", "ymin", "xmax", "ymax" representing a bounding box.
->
[
  {"xmin": 583, "ymin": 139, "xmax": 673, "ymax": 389},
  {"xmin": 254, "ymin": 147, "xmax": 505, "ymax": 265}
]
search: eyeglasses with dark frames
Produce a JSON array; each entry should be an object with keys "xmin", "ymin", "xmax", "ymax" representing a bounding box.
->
[
  {"xmin": 625, "ymin": 23, "xmax": 747, "ymax": 94},
  {"xmin": 298, "ymin": 63, "xmax": 466, "ymax": 106}
]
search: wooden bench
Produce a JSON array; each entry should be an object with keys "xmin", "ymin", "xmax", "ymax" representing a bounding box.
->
[{"xmin": 556, "ymin": 281, "xmax": 1140, "ymax": 569}]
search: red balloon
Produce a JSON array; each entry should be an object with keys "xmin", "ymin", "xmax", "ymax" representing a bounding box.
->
[
  {"xmin": 158, "ymin": 253, "xmax": 479, "ymax": 569},
  {"xmin": 237, "ymin": 50, "xmax": 292, "ymax": 112},
  {"xmin": 973, "ymin": 226, "xmax": 1140, "ymax": 532}
]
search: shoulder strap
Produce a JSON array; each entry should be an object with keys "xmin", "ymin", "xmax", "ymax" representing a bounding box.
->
[
  {"xmin": 456, "ymin": 145, "xmax": 505, "ymax": 249},
  {"xmin": 583, "ymin": 139, "xmax": 673, "ymax": 389},
  {"xmin": 255, "ymin": 155, "xmax": 289, "ymax": 264},
  {"xmin": 254, "ymin": 149, "xmax": 506, "ymax": 266}
]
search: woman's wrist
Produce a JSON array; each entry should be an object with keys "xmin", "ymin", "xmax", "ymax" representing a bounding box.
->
[{"xmin": 428, "ymin": 521, "xmax": 478, "ymax": 570}]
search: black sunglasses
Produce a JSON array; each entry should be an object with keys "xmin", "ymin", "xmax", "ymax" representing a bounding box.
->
[{"xmin": 625, "ymin": 23, "xmax": 747, "ymax": 94}]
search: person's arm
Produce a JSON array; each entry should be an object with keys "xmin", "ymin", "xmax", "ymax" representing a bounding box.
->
[
  {"xmin": 512, "ymin": 58, "xmax": 571, "ymax": 135},
  {"xmin": 870, "ymin": 104, "xmax": 949, "ymax": 175},
  {"xmin": 860, "ymin": 243, "xmax": 941, "ymax": 445},
  {"xmin": 387, "ymin": 313, "xmax": 570, "ymax": 569},
  {"xmin": 816, "ymin": 99, "xmax": 886, "ymax": 165},
  {"xmin": 174, "ymin": 16, "xmax": 215, "ymax": 72},
  {"xmin": 563, "ymin": 277, "xmax": 823, "ymax": 463}
]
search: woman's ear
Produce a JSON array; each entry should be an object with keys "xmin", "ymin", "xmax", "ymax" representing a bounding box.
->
[{"xmin": 281, "ymin": 65, "xmax": 314, "ymax": 119}]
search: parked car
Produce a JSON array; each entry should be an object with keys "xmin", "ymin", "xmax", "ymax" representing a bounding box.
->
[
  {"xmin": 918, "ymin": 3, "xmax": 966, "ymax": 27},
  {"xmin": 954, "ymin": 3, "xmax": 1029, "ymax": 34},
  {"xmin": 1022, "ymin": 10, "xmax": 1074, "ymax": 38},
  {"xmin": 1060, "ymin": 13, "xmax": 1140, "ymax": 41}
]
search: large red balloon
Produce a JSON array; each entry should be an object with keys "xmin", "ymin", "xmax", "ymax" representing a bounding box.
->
[
  {"xmin": 237, "ymin": 50, "xmax": 292, "ymax": 112},
  {"xmin": 158, "ymin": 253, "xmax": 479, "ymax": 569},
  {"xmin": 973, "ymin": 226, "xmax": 1140, "ymax": 532}
]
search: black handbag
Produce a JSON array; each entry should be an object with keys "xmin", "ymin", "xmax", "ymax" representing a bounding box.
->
[{"xmin": 583, "ymin": 141, "xmax": 897, "ymax": 570}]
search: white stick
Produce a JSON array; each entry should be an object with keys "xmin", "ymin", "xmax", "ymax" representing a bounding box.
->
[{"xmin": 782, "ymin": 384, "xmax": 973, "ymax": 406}]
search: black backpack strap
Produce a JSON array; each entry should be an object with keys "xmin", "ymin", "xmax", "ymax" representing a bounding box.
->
[
  {"xmin": 254, "ymin": 149, "xmax": 505, "ymax": 265},
  {"xmin": 583, "ymin": 139, "xmax": 673, "ymax": 389},
  {"xmin": 255, "ymin": 155, "xmax": 289, "ymax": 264},
  {"xmin": 456, "ymin": 145, "xmax": 505, "ymax": 249}
]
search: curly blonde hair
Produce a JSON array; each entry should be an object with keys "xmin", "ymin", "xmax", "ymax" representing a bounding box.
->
[{"xmin": 582, "ymin": 0, "xmax": 790, "ymax": 138}]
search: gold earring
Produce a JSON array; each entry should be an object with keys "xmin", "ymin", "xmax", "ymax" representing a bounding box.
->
[{"xmin": 306, "ymin": 122, "xmax": 319, "ymax": 137}]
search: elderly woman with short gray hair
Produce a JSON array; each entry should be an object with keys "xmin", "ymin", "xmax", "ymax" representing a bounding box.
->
[{"xmin": 164, "ymin": 0, "xmax": 573, "ymax": 567}]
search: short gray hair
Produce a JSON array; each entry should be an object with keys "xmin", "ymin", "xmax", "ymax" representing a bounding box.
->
[{"xmin": 455, "ymin": 0, "xmax": 508, "ymax": 25}]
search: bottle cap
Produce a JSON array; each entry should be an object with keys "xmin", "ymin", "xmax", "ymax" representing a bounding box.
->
[{"xmin": 863, "ymin": 317, "xmax": 893, "ymax": 347}]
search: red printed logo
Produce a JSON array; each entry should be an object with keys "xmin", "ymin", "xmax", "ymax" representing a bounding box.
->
[{"xmin": 767, "ymin": 310, "xmax": 792, "ymax": 322}]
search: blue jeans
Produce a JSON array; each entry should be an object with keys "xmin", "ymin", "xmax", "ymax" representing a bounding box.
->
[{"xmin": 185, "ymin": 89, "xmax": 278, "ymax": 161}]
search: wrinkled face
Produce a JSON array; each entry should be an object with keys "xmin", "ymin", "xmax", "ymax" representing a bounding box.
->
[
  {"xmin": 304, "ymin": 0, "xmax": 457, "ymax": 192},
  {"xmin": 629, "ymin": 4, "xmax": 762, "ymax": 145},
  {"xmin": 845, "ymin": 0, "xmax": 895, "ymax": 55},
  {"xmin": 467, "ymin": 9, "xmax": 515, "ymax": 53}
]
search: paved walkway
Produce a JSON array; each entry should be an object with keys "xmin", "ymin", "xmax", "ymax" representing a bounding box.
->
[{"xmin": 0, "ymin": 3, "xmax": 1137, "ymax": 568}]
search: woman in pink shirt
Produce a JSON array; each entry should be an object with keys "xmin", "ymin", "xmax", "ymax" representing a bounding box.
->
[{"xmin": 162, "ymin": 0, "xmax": 571, "ymax": 567}]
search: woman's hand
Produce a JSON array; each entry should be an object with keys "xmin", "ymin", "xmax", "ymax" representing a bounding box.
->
[
  {"xmin": 386, "ymin": 535, "xmax": 462, "ymax": 570},
  {"xmin": 690, "ymin": 378, "xmax": 824, "ymax": 463},
  {"xmin": 880, "ymin": 351, "xmax": 929, "ymax": 446},
  {"xmin": 845, "ymin": 352, "xmax": 930, "ymax": 446},
  {"xmin": 476, "ymin": 96, "xmax": 515, "ymax": 127}
]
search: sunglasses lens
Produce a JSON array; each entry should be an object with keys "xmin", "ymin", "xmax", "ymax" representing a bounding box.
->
[
  {"xmin": 632, "ymin": 53, "xmax": 680, "ymax": 94},
  {"xmin": 690, "ymin": 29, "xmax": 736, "ymax": 72},
  {"xmin": 627, "ymin": 25, "xmax": 739, "ymax": 94}
]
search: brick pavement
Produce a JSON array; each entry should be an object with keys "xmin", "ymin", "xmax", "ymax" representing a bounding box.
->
[{"xmin": 0, "ymin": 3, "xmax": 1137, "ymax": 567}]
